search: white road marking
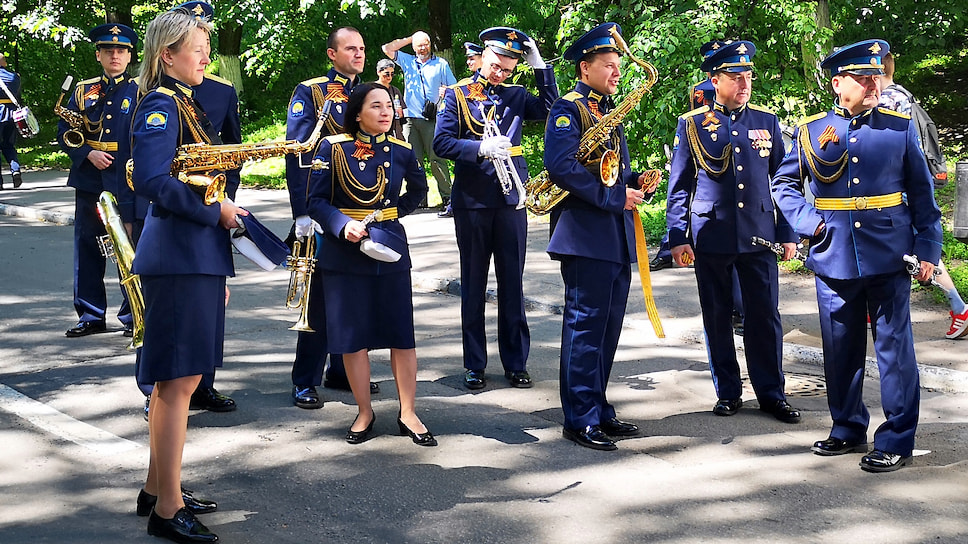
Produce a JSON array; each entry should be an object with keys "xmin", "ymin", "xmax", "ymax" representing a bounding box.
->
[{"xmin": 0, "ymin": 383, "xmax": 140, "ymax": 454}]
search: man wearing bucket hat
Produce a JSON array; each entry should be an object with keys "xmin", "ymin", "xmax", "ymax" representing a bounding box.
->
[{"xmin": 771, "ymin": 39, "xmax": 942, "ymax": 472}]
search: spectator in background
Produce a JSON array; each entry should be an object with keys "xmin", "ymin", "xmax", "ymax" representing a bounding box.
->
[
  {"xmin": 372, "ymin": 58, "xmax": 406, "ymax": 140},
  {"xmin": 0, "ymin": 54, "xmax": 22, "ymax": 189}
]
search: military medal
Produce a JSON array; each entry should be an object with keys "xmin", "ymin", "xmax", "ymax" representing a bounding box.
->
[
  {"xmin": 748, "ymin": 129, "xmax": 772, "ymax": 157},
  {"xmin": 702, "ymin": 111, "xmax": 720, "ymax": 135},
  {"xmin": 466, "ymin": 82, "xmax": 487, "ymax": 101}
]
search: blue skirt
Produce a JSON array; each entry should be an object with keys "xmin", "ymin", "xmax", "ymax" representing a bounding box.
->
[
  {"xmin": 137, "ymin": 274, "xmax": 225, "ymax": 384},
  {"xmin": 322, "ymin": 270, "xmax": 415, "ymax": 353}
]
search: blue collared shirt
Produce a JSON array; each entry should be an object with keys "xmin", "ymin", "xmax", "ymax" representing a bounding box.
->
[{"xmin": 393, "ymin": 51, "xmax": 456, "ymax": 118}]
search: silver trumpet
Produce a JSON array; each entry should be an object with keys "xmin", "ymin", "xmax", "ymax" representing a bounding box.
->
[
  {"xmin": 751, "ymin": 236, "xmax": 807, "ymax": 261},
  {"xmin": 478, "ymin": 103, "xmax": 526, "ymax": 210},
  {"xmin": 903, "ymin": 254, "xmax": 942, "ymax": 288}
]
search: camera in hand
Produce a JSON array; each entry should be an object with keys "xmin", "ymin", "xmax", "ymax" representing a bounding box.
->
[{"xmin": 421, "ymin": 100, "xmax": 437, "ymax": 120}]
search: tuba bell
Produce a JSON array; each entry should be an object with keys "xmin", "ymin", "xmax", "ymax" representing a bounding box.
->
[{"xmin": 286, "ymin": 234, "xmax": 316, "ymax": 332}]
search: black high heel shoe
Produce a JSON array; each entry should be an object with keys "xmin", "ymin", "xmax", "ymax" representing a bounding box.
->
[
  {"xmin": 346, "ymin": 413, "xmax": 375, "ymax": 444},
  {"xmin": 397, "ymin": 416, "xmax": 437, "ymax": 447}
]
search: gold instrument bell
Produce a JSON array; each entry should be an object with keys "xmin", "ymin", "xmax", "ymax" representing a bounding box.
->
[{"xmin": 54, "ymin": 75, "xmax": 85, "ymax": 149}]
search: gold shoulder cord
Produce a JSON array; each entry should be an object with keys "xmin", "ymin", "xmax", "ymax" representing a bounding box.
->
[
  {"xmin": 797, "ymin": 125, "xmax": 847, "ymax": 184},
  {"xmin": 684, "ymin": 116, "xmax": 730, "ymax": 176},
  {"xmin": 330, "ymin": 142, "xmax": 386, "ymax": 206},
  {"xmin": 453, "ymin": 88, "xmax": 485, "ymax": 137},
  {"xmin": 172, "ymin": 93, "xmax": 211, "ymax": 144},
  {"xmin": 76, "ymin": 84, "xmax": 104, "ymax": 136},
  {"xmin": 310, "ymin": 84, "xmax": 342, "ymax": 134}
]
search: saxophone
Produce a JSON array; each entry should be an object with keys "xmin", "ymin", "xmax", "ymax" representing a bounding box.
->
[
  {"xmin": 525, "ymin": 27, "xmax": 659, "ymax": 215},
  {"xmin": 54, "ymin": 75, "xmax": 85, "ymax": 148},
  {"xmin": 95, "ymin": 191, "xmax": 145, "ymax": 350},
  {"xmin": 127, "ymin": 101, "xmax": 333, "ymax": 205}
]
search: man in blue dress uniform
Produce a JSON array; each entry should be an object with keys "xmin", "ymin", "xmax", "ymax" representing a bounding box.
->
[
  {"xmin": 463, "ymin": 42, "xmax": 484, "ymax": 76},
  {"xmin": 772, "ymin": 40, "xmax": 942, "ymax": 472},
  {"xmin": 285, "ymin": 26, "xmax": 379, "ymax": 409},
  {"xmin": 0, "ymin": 54, "xmax": 23, "ymax": 189},
  {"xmin": 58, "ymin": 23, "xmax": 139, "ymax": 338},
  {"xmin": 666, "ymin": 40, "xmax": 801, "ymax": 423},
  {"xmin": 544, "ymin": 23, "xmax": 660, "ymax": 451},
  {"xmin": 433, "ymin": 26, "xmax": 558, "ymax": 391}
]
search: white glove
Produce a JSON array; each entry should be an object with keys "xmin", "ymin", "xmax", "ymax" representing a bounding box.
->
[
  {"xmin": 478, "ymin": 135, "xmax": 512, "ymax": 160},
  {"xmin": 523, "ymin": 39, "xmax": 546, "ymax": 69},
  {"xmin": 294, "ymin": 215, "xmax": 322, "ymax": 238}
]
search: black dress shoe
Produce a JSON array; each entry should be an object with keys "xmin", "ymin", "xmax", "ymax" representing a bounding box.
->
[
  {"xmin": 712, "ymin": 398, "xmax": 743, "ymax": 416},
  {"xmin": 324, "ymin": 377, "xmax": 380, "ymax": 394},
  {"xmin": 811, "ymin": 437, "xmax": 869, "ymax": 456},
  {"xmin": 649, "ymin": 255, "xmax": 673, "ymax": 271},
  {"xmin": 147, "ymin": 507, "xmax": 218, "ymax": 542},
  {"xmin": 189, "ymin": 387, "xmax": 237, "ymax": 412},
  {"xmin": 463, "ymin": 369, "xmax": 486, "ymax": 390},
  {"xmin": 143, "ymin": 395, "xmax": 150, "ymax": 422},
  {"xmin": 123, "ymin": 322, "xmax": 134, "ymax": 337},
  {"xmin": 731, "ymin": 311, "xmax": 745, "ymax": 336},
  {"xmin": 65, "ymin": 320, "xmax": 106, "ymax": 337},
  {"xmin": 600, "ymin": 417, "xmax": 639, "ymax": 436},
  {"xmin": 759, "ymin": 399, "xmax": 801, "ymax": 423},
  {"xmin": 859, "ymin": 449, "xmax": 911, "ymax": 472},
  {"xmin": 562, "ymin": 425, "xmax": 617, "ymax": 451},
  {"xmin": 291, "ymin": 386, "xmax": 322, "ymax": 409},
  {"xmin": 346, "ymin": 414, "xmax": 376, "ymax": 444},
  {"xmin": 398, "ymin": 417, "xmax": 437, "ymax": 446},
  {"xmin": 11, "ymin": 170, "xmax": 22, "ymax": 188},
  {"xmin": 137, "ymin": 488, "xmax": 218, "ymax": 517},
  {"xmin": 504, "ymin": 370, "xmax": 533, "ymax": 388}
]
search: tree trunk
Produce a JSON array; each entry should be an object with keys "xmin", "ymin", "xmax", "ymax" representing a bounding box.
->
[
  {"xmin": 218, "ymin": 20, "xmax": 244, "ymax": 94},
  {"xmin": 104, "ymin": 0, "xmax": 134, "ymax": 27},
  {"xmin": 802, "ymin": 0, "xmax": 831, "ymax": 92},
  {"xmin": 427, "ymin": 0, "xmax": 453, "ymax": 67}
]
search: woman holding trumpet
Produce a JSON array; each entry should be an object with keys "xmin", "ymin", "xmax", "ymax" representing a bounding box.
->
[
  {"xmin": 307, "ymin": 83, "xmax": 433, "ymax": 446},
  {"xmin": 130, "ymin": 7, "xmax": 245, "ymax": 542}
]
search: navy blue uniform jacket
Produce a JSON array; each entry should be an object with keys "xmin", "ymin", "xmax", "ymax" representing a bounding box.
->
[
  {"xmin": 57, "ymin": 73, "xmax": 139, "ymax": 219},
  {"xmin": 433, "ymin": 68, "xmax": 558, "ymax": 209},
  {"xmin": 667, "ymin": 102, "xmax": 795, "ymax": 253},
  {"xmin": 307, "ymin": 133, "xmax": 428, "ymax": 275},
  {"xmin": 130, "ymin": 76, "xmax": 233, "ymax": 277},
  {"xmin": 286, "ymin": 69, "xmax": 361, "ymax": 218},
  {"xmin": 545, "ymin": 82, "xmax": 642, "ymax": 264},
  {"xmin": 194, "ymin": 73, "xmax": 242, "ymax": 199},
  {"xmin": 772, "ymin": 105, "xmax": 942, "ymax": 279}
]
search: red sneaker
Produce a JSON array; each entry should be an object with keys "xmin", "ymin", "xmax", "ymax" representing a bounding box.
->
[{"xmin": 946, "ymin": 309, "xmax": 968, "ymax": 339}]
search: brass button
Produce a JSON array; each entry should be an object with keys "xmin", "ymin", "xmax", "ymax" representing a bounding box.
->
[
  {"xmin": 736, "ymin": 165, "xmax": 744, "ymax": 172},
  {"xmin": 106, "ymin": 114, "xmax": 112, "ymax": 120},
  {"xmin": 854, "ymin": 221, "xmax": 861, "ymax": 228},
  {"xmin": 105, "ymin": 129, "xmax": 111, "ymax": 134},
  {"xmin": 737, "ymin": 183, "xmax": 745, "ymax": 190},
  {"xmin": 853, "ymin": 178, "xmax": 860, "ymax": 184},
  {"xmin": 851, "ymin": 157, "xmax": 858, "ymax": 163},
  {"xmin": 849, "ymin": 137, "xmax": 857, "ymax": 143},
  {"xmin": 735, "ymin": 146, "xmax": 741, "ymax": 153},
  {"xmin": 732, "ymin": 130, "xmax": 738, "ymax": 136},
  {"xmin": 738, "ymin": 202, "xmax": 744, "ymax": 209}
]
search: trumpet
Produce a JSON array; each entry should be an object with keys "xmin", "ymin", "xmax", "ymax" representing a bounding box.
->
[
  {"xmin": 478, "ymin": 103, "xmax": 526, "ymax": 209},
  {"xmin": 286, "ymin": 234, "xmax": 317, "ymax": 332},
  {"xmin": 54, "ymin": 75, "xmax": 85, "ymax": 148},
  {"xmin": 95, "ymin": 191, "xmax": 145, "ymax": 349}
]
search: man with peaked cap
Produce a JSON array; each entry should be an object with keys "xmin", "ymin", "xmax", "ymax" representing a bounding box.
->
[
  {"xmin": 433, "ymin": 26, "xmax": 558, "ymax": 391},
  {"xmin": 285, "ymin": 26, "xmax": 379, "ymax": 410},
  {"xmin": 666, "ymin": 40, "xmax": 802, "ymax": 424},
  {"xmin": 0, "ymin": 53, "xmax": 23, "ymax": 189},
  {"xmin": 772, "ymin": 39, "xmax": 942, "ymax": 472},
  {"xmin": 58, "ymin": 23, "xmax": 140, "ymax": 339},
  {"xmin": 464, "ymin": 42, "xmax": 484, "ymax": 75},
  {"xmin": 136, "ymin": 0, "xmax": 242, "ymax": 417},
  {"xmin": 543, "ymin": 23, "xmax": 659, "ymax": 451}
]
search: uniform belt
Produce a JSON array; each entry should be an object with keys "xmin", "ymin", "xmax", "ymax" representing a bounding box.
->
[
  {"xmin": 508, "ymin": 146, "xmax": 522, "ymax": 157},
  {"xmin": 339, "ymin": 207, "xmax": 399, "ymax": 221},
  {"xmin": 814, "ymin": 192, "xmax": 903, "ymax": 211},
  {"xmin": 86, "ymin": 140, "xmax": 119, "ymax": 152}
]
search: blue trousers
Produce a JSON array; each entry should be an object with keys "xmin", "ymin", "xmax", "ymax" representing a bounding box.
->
[
  {"xmin": 559, "ymin": 256, "xmax": 629, "ymax": 430},
  {"xmin": 815, "ymin": 271, "xmax": 920, "ymax": 456},
  {"xmin": 694, "ymin": 250, "xmax": 785, "ymax": 403},
  {"xmin": 73, "ymin": 189, "xmax": 131, "ymax": 324},
  {"xmin": 453, "ymin": 207, "xmax": 530, "ymax": 372},
  {"xmin": 291, "ymin": 233, "xmax": 344, "ymax": 387}
]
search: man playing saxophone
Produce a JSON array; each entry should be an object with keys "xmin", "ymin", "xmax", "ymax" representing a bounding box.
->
[
  {"xmin": 433, "ymin": 26, "xmax": 558, "ymax": 391},
  {"xmin": 543, "ymin": 23, "xmax": 659, "ymax": 451},
  {"xmin": 58, "ymin": 23, "xmax": 140, "ymax": 339}
]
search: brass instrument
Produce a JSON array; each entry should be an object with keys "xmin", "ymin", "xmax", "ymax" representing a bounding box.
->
[
  {"xmin": 54, "ymin": 75, "xmax": 85, "ymax": 148},
  {"xmin": 286, "ymin": 234, "xmax": 316, "ymax": 332},
  {"xmin": 525, "ymin": 27, "xmax": 659, "ymax": 215},
  {"xmin": 751, "ymin": 236, "xmax": 807, "ymax": 261},
  {"xmin": 127, "ymin": 101, "xmax": 333, "ymax": 205},
  {"xmin": 478, "ymin": 103, "xmax": 526, "ymax": 209},
  {"xmin": 95, "ymin": 191, "xmax": 145, "ymax": 349}
]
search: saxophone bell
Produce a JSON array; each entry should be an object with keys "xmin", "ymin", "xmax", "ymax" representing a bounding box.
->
[{"xmin": 54, "ymin": 75, "xmax": 85, "ymax": 149}]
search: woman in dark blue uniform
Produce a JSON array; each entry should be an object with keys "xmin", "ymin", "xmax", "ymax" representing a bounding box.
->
[
  {"xmin": 130, "ymin": 8, "xmax": 245, "ymax": 542},
  {"xmin": 307, "ymin": 83, "xmax": 434, "ymax": 446}
]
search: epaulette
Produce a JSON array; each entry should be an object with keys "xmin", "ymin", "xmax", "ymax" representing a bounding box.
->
[
  {"xmin": 562, "ymin": 91, "xmax": 583, "ymax": 103},
  {"xmin": 454, "ymin": 77, "xmax": 474, "ymax": 87},
  {"xmin": 877, "ymin": 107, "xmax": 911, "ymax": 120},
  {"xmin": 155, "ymin": 86, "xmax": 177, "ymax": 97},
  {"xmin": 797, "ymin": 111, "xmax": 828, "ymax": 126},
  {"xmin": 131, "ymin": 76, "xmax": 141, "ymax": 86},
  {"xmin": 204, "ymin": 73, "xmax": 234, "ymax": 88},
  {"xmin": 324, "ymin": 134, "xmax": 352, "ymax": 144},
  {"xmin": 747, "ymin": 103, "xmax": 776, "ymax": 115},
  {"xmin": 679, "ymin": 105, "xmax": 709, "ymax": 119},
  {"xmin": 387, "ymin": 136, "xmax": 411, "ymax": 149},
  {"xmin": 78, "ymin": 76, "xmax": 100, "ymax": 86},
  {"xmin": 302, "ymin": 75, "xmax": 330, "ymax": 87}
]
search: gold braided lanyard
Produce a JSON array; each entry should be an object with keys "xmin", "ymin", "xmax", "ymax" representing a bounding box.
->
[
  {"xmin": 173, "ymin": 94, "xmax": 212, "ymax": 145},
  {"xmin": 454, "ymin": 83, "xmax": 486, "ymax": 137},
  {"xmin": 76, "ymin": 84, "xmax": 104, "ymax": 136},
  {"xmin": 576, "ymin": 100, "xmax": 622, "ymax": 162},
  {"xmin": 330, "ymin": 140, "xmax": 386, "ymax": 206},
  {"xmin": 311, "ymin": 84, "xmax": 345, "ymax": 134},
  {"xmin": 797, "ymin": 124, "xmax": 848, "ymax": 184},
  {"xmin": 684, "ymin": 115, "xmax": 731, "ymax": 176}
]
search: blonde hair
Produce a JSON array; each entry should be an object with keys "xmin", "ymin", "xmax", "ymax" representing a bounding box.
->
[{"xmin": 139, "ymin": 9, "xmax": 212, "ymax": 93}]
